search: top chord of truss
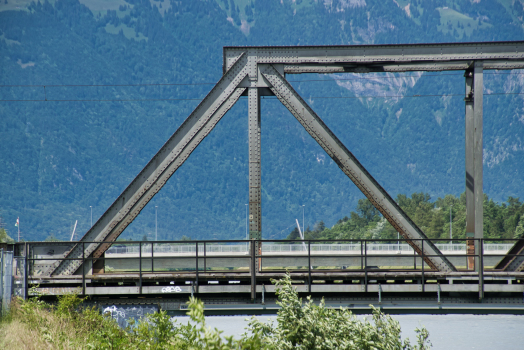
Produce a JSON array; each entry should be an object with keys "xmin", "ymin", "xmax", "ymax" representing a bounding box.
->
[{"xmin": 224, "ymin": 41, "xmax": 524, "ymax": 74}]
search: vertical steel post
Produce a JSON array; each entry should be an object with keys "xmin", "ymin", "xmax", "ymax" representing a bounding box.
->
[
  {"xmin": 465, "ymin": 69, "xmax": 476, "ymax": 270},
  {"xmin": 422, "ymin": 240, "xmax": 425, "ymax": 293},
  {"xmin": 139, "ymin": 241, "xmax": 142, "ymax": 294},
  {"xmin": 151, "ymin": 242, "xmax": 154, "ymax": 273},
  {"xmin": 248, "ymin": 87, "xmax": 261, "ymax": 241},
  {"xmin": 23, "ymin": 243, "xmax": 28, "ymax": 300},
  {"xmin": 360, "ymin": 241, "xmax": 363, "ymax": 270},
  {"xmin": 479, "ymin": 238, "xmax": 484, "ymax": 301},
  {"xmin": 364, "ymin": 241, "xmax": 368, "ymax": 293},
  {"xmin": 203, "ymin": 241, "xmax": 207, "ymax": 273},
  {"xmin": 248, "ymin": 87, "xmax": 262, "ymax": 278},
  {"xmin": 82, "ymin": 242, "xmax": 85, "ymax": 296},
  {"xmin": 473, "ymin": 62, "xmax": 484, "ymax": 272},
  {"xmin": 195, "ymin": 242, "xmax": 199, "ymax": 294},
  {"xmin": 0, "ymin": 249, "xmax": 3, "ymax": 309},
  {"xmin": 250, "ymin": 240, "xmax": 256, "ymax": 303},
  {"xmin": 308, "ymin": 240, "xmax": 311, "ymax": 293},
  {"xmin": 414, "ymin": 248, "xmax": 417, "ymax": 270}
]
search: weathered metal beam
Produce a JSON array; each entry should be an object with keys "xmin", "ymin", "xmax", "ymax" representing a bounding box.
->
[
  {"xmin": 465, "ymin": 70, "xmax": 475, "ymax": 270},
  {"xmin": 261, "ymin": 64, "xmax": 456, "ymax": 272},
  {"xmin": 248, "ymin": 87, "xmax": 262, "ymax": 239},
  {"xmin": 47, "ymin": 55, "xmax": 249, "ymax": 276},
  {"xmin": 225, "ymin": 41, "xmax": 524, "ymax": 73},
  {"xmin": 473, "ymin": 62, "xmax": 484, "ymax": 272}
]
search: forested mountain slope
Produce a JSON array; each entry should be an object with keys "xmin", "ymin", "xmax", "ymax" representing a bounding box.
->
[{"xmin": 1, "ymin": 0, "xmax": 524, "ymax": 241}]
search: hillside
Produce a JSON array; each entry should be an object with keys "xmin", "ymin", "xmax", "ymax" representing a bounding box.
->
[{"xmin": 1, "ymin": 0, "xmax": 524, "ymax": 241}]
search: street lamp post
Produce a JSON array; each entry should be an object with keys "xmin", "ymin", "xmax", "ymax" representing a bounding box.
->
[
  {"xmin": 302, "ymin": 205, "xmax": 305, "ymax": 236},
  {"xmin": 245, "ymin": 204, "xmax": 248, "ymax": 240},
  {"xmin": 155, "ymin": 206, "xmax": 158, "ymax": 241},
  {"xmin": 90, "ymin": 206, "xmax": 92, "ymax": 227},
  {"xmin": 450, "ymin": 205, "xmax": 453, "ymax": 245}
]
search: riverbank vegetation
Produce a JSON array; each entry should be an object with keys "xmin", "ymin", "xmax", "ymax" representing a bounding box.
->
[
  {"xmin": 288, "ymin": 193, "xmax": 524, "ymax": 242},
  {"xmin": 0, "ymin": 275, "xmax": 430, "ymax": 349}
]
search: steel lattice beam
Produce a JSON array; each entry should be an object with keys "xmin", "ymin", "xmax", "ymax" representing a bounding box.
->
[
  {"xmin": 261, "ymin": 64, "xmax": 456, "ymax": 272},
  {"xmin": 47, "ymin": 55, "xmax": 249, "ymax": 276},
  {"xmin": 224, "ymin": 41, "xmax": 524, "ymax": 73},
  {"xmin": 50, "ymin": 41, "xmax": 524, "ymax": 276}
]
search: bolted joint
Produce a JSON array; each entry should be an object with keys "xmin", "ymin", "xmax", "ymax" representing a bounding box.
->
[{"xmin": 249, "ymin": 230, "xmax": 261, "ymax": 240}]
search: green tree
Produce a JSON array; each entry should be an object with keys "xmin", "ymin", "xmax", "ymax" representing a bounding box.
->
[{"xmin": 0, "ymin": 228, "xmax": 15, "ymax": 243}]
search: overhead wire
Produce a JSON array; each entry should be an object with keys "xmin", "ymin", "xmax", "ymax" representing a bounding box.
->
[
  {"xmin": 1, "ymin": 71, "xmax": 523, "ymax": 102},
  {"xmin": 0, "ymin": 71, "xmax": 521, "ymax": 88}
]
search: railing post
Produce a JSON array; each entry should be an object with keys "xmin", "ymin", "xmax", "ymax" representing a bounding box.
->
[
  {"xmin": 414, "ymin": 247, "xmax": 417, "ymax": 270},
  {"xmin": 23, "ymin": 243, "xmax": 28, "ymax": 300},
  {"xmin": 364, "ymin": 241, "xmax": 368, "ymax": 293},
  {"xmin": 195, "ymin": 242, "xmax": 199, "ymax": 294},
  {"xmin": 360, "ymin": 241, "xmax": 363, "ymax": 270},
  {"xmin": 479, "ymin": 238, "xmax": 484, "ymax": 302},
  {"xmin": 204, "ymin": 242, "xmax": 207, "ymax": 273},
  {"xmin": 308, "ymin": 240, "xmax": 311, "ymax": 293},
  {"xmin": 421, "ymin": 240, "xmax": 425, "ymax": 293},
  {"xmin": 250, "ymin": 240, "xmax": 256, "ymax": 303},
  {"xmin": 151, "ymin": 242, "xmax": 154, "ymax": 273},
  {"xmin": 82, "ymin": 242, "xmax": 85, "ymax": 296},
  {"xmin": 139, "ymin": 241, "xmax": 142, "ymax": 294}
]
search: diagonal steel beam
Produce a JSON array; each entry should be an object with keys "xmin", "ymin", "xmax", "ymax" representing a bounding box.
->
[
  {"xmin": 494, "ymin": 240, "xmax": 524, "ymax": 271},
  {"xmin": 47, "ymin": 54, "xmax": 249, "ymax": 276},
  {"xmin": 261, "ymin": 64, "xmax": 456, "ymax": 272}
]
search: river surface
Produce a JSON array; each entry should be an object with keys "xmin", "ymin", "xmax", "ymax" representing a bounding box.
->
[{"xmin": 172, "ymin": 314, "xmax": 523, "ymax": 349}]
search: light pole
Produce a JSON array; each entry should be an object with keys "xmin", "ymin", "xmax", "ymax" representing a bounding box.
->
[
  {"xmin": 245, "ymin": 204, "xmax": 248, "ymax": 240},
  {"xmin": 302, "ymin": 205, "xmax": 305, "ymax": 235},
  {"xmin": 155, "ymin": 206, "xmax": 158, "ymax": 241},
  {"xmin": 449, "ymin": 204, "xmax": 453, "ymax": 245},
  {"xmin": 90, "ymin": 206, "xmax": 92, "ymax": 227}
]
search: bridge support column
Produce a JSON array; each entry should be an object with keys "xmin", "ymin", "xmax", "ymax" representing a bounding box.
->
[
  {"xmin": 465, "ymin": 62, "xmax": 483, "ymax": 272},
  {"xmin": 248, "ymin": 87, "xmax": 262, "ymax": 239},
  {"xmin": 248, "ymin": 87, "xmax": 261, "ymax": 291}
]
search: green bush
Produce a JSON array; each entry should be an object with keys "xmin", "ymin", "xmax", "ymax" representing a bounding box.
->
[{"xmin": 4, "ymin": 275, "xmax": 431, "ymax": 349}]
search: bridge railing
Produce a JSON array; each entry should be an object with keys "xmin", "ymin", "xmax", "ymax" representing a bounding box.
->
[
  {"xmin": 102, "ymin": 242, "xmax": 513, "ymax": 254},
  {"xmin": 10, "ymin": 238, "xmax": 524, "ymax": 300}
]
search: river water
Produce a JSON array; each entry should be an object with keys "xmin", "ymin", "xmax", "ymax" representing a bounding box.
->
[{"xmin": 171, "ymin": 314, "xmax": 523, "ymax": 349}]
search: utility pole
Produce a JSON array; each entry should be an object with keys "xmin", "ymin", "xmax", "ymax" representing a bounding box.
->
[{"xmin": 90, "ymin": 206, "xmax": 93, "ymax": 227}]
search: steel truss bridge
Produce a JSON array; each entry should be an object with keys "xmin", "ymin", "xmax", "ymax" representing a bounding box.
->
[{"xmin": 7, "ymin": 41, "xmax": 524, "ymax": 314}]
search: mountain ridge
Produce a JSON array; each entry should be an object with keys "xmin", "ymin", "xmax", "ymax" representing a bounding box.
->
[{"xmin": 1, "ymin": 0, "xmax": 523, "ymax": 241}]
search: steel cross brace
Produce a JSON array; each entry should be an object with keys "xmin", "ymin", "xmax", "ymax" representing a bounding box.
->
[
  {"xmin": 51, "ymin": 41, "xmax": 524, "ymax": 276},
  {"xmin": 260, "ymin": 64, "xmax": 456, "ymax": 272},
  {"xmin": 47, "ymin": 54, "xmax": 250, "ymax": 276}
]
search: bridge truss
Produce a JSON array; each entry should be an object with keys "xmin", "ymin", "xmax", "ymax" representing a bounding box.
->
[{"xmin": 46, "ymin": 41, "xmax": 524, "ymax": 277}]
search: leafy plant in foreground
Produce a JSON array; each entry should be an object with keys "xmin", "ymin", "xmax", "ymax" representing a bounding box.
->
[{"xmin": 247, "ymin": 274, "xmax": 431, "ymax": 350}]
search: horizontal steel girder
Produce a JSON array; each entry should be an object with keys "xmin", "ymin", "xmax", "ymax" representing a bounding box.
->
[
  {"xmin": 224, "ymin": 41, "xmax": 524, "ymax": 74},
  {"xmin": 47, "ymin": 55, "xmax": 249, "ymax": 276},
  {"xmin": 261, "ymin": 64, "xmax": 456, "ymax": 272}
]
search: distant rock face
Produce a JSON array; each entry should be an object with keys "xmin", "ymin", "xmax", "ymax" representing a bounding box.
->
[{"xmin": 333, "ymin": 72, "xmax": 422, "ymax": 103}]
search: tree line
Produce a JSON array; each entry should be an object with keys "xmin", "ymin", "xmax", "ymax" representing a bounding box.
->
[{"xmin": 288, "ymin": 193, "xmax": 524, "ymax": 242}]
